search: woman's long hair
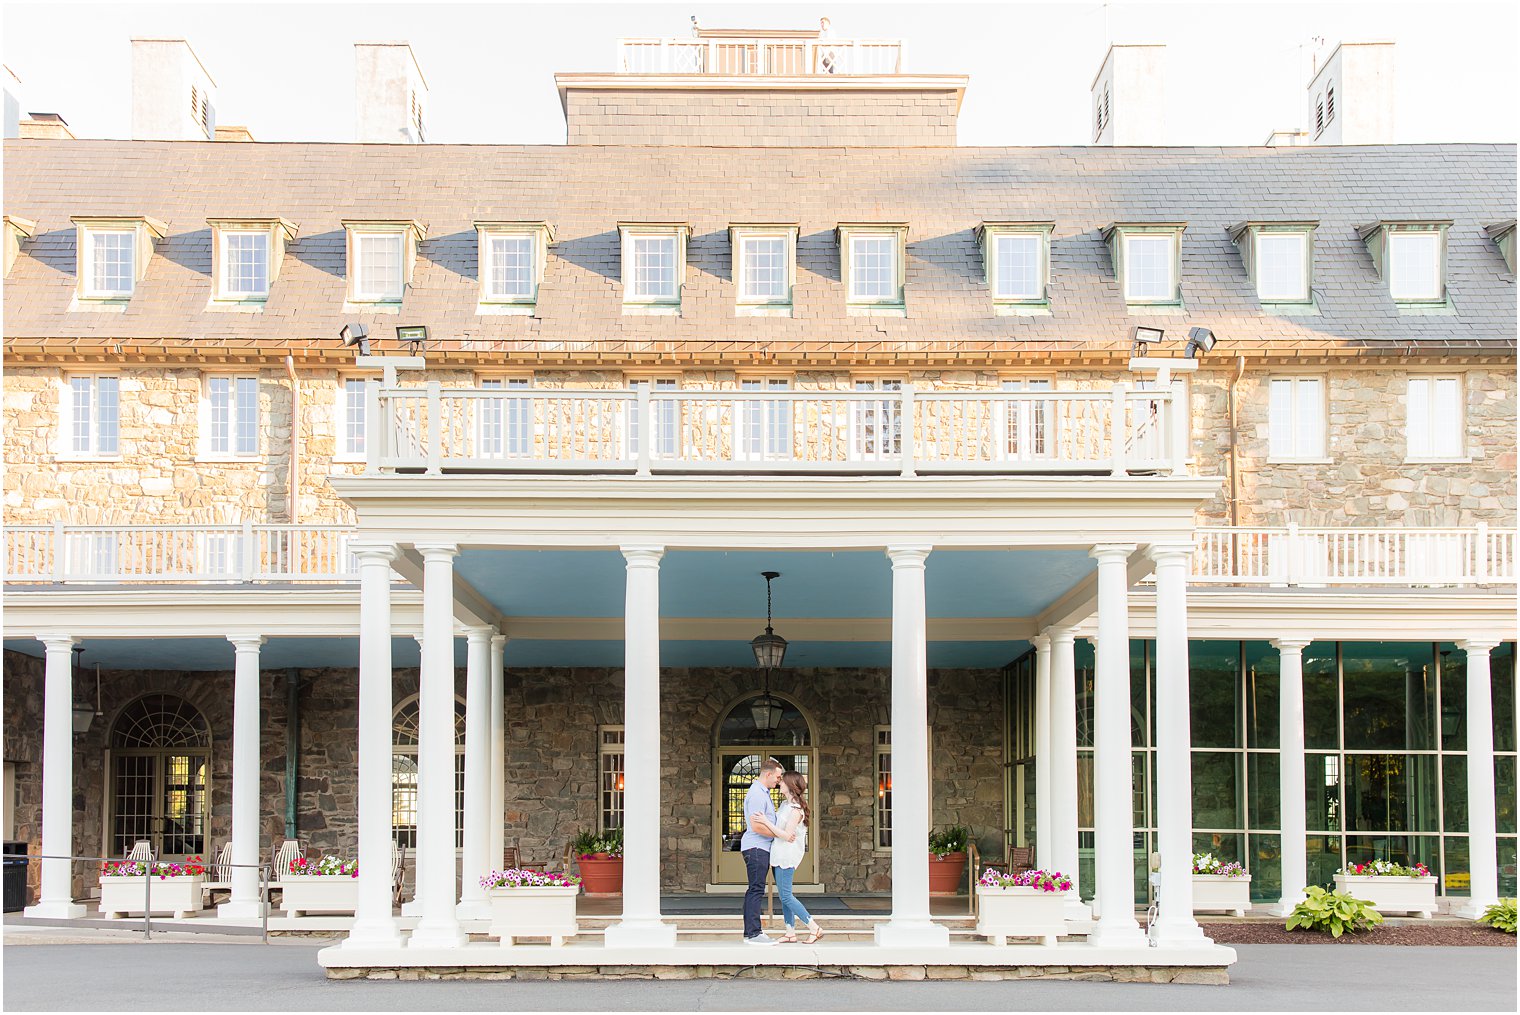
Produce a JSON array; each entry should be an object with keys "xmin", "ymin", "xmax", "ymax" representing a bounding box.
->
[{"xmin": 781, "ymin": 771, "xmax": 810, "ymax": 828}]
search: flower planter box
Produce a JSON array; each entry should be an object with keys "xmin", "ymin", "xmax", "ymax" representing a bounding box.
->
[
  {"xmin": 1192, "ymin": 874, "xmax": 1252, "ymax": 917},
  {"xmin": 975, "ymin": 885, "xmax": 1069, "ymax": 946},
  {"xmin": 1333, "ymin": 874, "xmax": 1437, "ymax": 918},
  {"xmin": 486, "ymin": 885, "xmax": 580, "ymax": 946},
  {"xmin": 575, "ymin": 854, "xmax": 622, "ymax": 896},
  {"xmin": 928, "ymin": 852, "xmax": 968, "ymax": 895},
  {"xmin": 279, "ymin": 874, "xmax": 360, "ymax": 917},
  {"xmin": 99, "ymin": 875, "xmax": 204, "ymax": 919}
]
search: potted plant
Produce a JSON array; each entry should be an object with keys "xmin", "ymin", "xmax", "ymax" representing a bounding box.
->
[
  {"xmin": 928, "ymin": 825, "xmax": 970, "ymax": 895},
  {"xmin": 98, "ymin": 856, "xmax": 206, "ymax": 919},
  {"xmin": 481, "ymin": 868, "xmax": 581, "ymax": 947},
  {"xmin": 1189, "ymin": 852, "xmax": 1252, "ymax": 916},
  {"xmin": 572, "ymin": 828, "xmax": 623, "ymax": 896},
  {"xmin": 1334, "ymin": 859, "xmax": 1436, "ymax": 917},
  {"xmin": 975, "ymin": 868, "xmax": 1073, "ymax": 946},
  {"xmin": 279, "ymin": 855, "xmax": 360, "ymax": 917}
]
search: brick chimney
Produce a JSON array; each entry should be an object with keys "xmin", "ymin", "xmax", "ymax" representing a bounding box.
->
[
  {"xmin": 355, "ymin": 42, "xmax": 428, "ymax": 143},
  {"xmin": 131, "ymin": 38, "xmax": 217, "ymax": 140},
  {"xmin": 18, "ymin": 112, "xmax": 75, "ymax": 140}
]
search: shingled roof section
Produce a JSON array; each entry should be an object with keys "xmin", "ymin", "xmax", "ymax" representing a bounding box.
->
[{"xmin": 2, "ymin": 139, "xmax": 1515, "ymax": 355}]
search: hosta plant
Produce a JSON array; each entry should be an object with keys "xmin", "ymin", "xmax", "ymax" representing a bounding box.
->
[
  {"xmin": 1477, "ymin": 898, "xmax": 1517, "ymax": 934},
  {"xmin": 1285, "ymin": 886, "xmax": 1384, "ymax": 938},
  {"xmin": 1192, "ymin": 852, "xmax": 1247, "ymax": 877},
  {"xmin": 928, "ymin": 825, "xmax": 970, "ymax": 858},
  {"xmin": 571, "ymin": 828, "xmax": 623, "ymax": 858}
]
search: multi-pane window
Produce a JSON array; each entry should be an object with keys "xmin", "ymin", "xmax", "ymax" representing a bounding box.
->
[
  {"xmin": 89, "ymin": 231, "xmax": 135, "ymax": 296},
  {"xmin": 875, "ymin": 727, "xmax": 893, "ymax": 849},
  {"xmin": 851, "ymin": 378, "xmax": 903, "ymax": 459},
  {"xmin": 740, "ymin": 237, "xmax": 788, "ymax": 302},
  {"xmin": 849, "ymin": 235, "xmax": 898, "ymax": 302},
  {"xmin": 1406, "ymin": 376, "xmax": 1463, "ymax": 460},
  {"xmin": 479, "ymin": 378, "xmax": 532, "ymax": 458},
  {"xmin": 598, "ymin": 726, "xmax": 625, "ymax": 833},
  {"xmin": 1122, "ymin": 233, "xmax": 1178, "ymax": 302},
  {"xmin": 487, "ymin": 235, "xmax": 535, "ymax": 301},
  {"xmin": 341, "ymin": 378, "xmax": 366, "ymax": 457},
  {"xmin": 208, "ymin": 376, "xmax": 259, "ymax": 455},
  {"xmin": 221, "ymin": 232, "xmax": 269, "ymax": 298},
  {"xmin": 630, "ymin": 236, "xmax": 678, "ymax": 300},
  {"xmin": 739, "ymin": 378, "xmax": 791, "ymax": 460},
  {"xmin": 1388, "ymin": 231, "xmax": 1443, "ymax": 301},
  {"xmin": 355, "ymin": 233, "xmax": 404, "ymax": 301},
  {"xmin": 1268, "ymin": 377, "xmax": 1326, "ymax": 460},
  {"xmin": 1255, "ymin": 232, "xmax": 1310, "ymax": 302},
  {"xmin": 68, "ymin": 375, "xmax": 119, "ymax": 455},
  {"xmin": 993, "ymin": 234, "xmax": 1043, "ymax": 300},
  {"xmin": 392, "ymin": 695, "xmax": 466, "ymax": 850},
  {"xmin": 1000, "ymin": 378, "xmax": 1052, "ymax": 459}
]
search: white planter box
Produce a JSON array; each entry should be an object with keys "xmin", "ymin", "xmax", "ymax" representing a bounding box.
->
[
  {"xmin": 486, "ymin": 885, "xmax": 580, "ymax": 947},
  {"xmin": 1192, "ymin": 874, "xmax": 1252, "ymax": 916},
  {"xmin": 975, "ymin": 885, "xmax": 1069, "ymax": 946},
  {"xmin": 1333, "ymin": 874, "xmax": 1437, "ymax": 918},
  {"xmin": 98, "ymin": 875, "xmax": 204, "ymax": 919},
  {"xmin": 279, "ymin": 874, "xmax": 360, "ymax": 917}
]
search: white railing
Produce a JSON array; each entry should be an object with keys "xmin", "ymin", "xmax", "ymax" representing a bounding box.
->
[
  {"xmin": 1193, "ymin": 523, "xmax": 1517, "ymax": 587},
  {"xmin": 4, "ymin": 523, "xmax": 359, "ymax": 584},
  {"xmin": 617, "ymin": 37, "xmax": 903, "ymax": 75},
  {"xmin": 367, "ymin": 383, "xmax": 1187, "ymax": 478}
]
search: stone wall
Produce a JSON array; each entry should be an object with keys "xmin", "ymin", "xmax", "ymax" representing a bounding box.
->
[{"xmin": 0, "ymin": 650, "xmax": 1005, "ymax": 895}]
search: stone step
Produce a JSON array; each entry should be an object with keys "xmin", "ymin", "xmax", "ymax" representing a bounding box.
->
[{"xmin": 574, "ymin": 915, "xmax": 979, "ymax": 931}]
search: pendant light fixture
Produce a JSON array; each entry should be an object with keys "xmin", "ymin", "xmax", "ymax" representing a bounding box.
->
[{"xmin": 749, "ymin": 571, "xmax": 788, "ymax": 733}]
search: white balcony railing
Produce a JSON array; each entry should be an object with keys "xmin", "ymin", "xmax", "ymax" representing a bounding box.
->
[
  {"xmin": 617, "ymin": 37, "xmax": 903, "ymax": 75},
  {"xmin": 1192, "ymin": 524, "xmax": 1517, "ymax": 587},
  {"xmin": 4, "ymin": 523, "xmax": 358, "ymax": 584},
  {"xmin": 366, "ymin": 384, "xmax": 1186, "ymax": 477}
]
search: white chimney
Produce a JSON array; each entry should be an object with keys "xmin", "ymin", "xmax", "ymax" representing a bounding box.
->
[
  {"xmin": 1305, "ymin": 42, "xmax": 1394, "ymax": 145},
  {"xmin": 355, "ymin": 42, "xmax": 428, "ymax": 143},
  {"xmin": 4, "ymin": 65, "xmax": 22, "ymax": 139},
  {"xmin": 131, "ymin": 38, "xmax": 216, "ymax": 140},
  {"xmin": 1090, "ymin": 44, "xmax": 1166, "ymax": 146}
]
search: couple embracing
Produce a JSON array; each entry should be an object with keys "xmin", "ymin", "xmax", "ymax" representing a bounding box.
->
[{"xmin": 741, "ymin": 756, "xmax": 824, "ymax": 945}]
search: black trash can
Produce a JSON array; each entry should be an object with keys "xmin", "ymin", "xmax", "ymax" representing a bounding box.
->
[{"xmin": 3, "ymin": 841, "xmax": 28, "ymax": 913}]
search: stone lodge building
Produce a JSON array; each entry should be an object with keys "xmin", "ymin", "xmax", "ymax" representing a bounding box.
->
[{"xmin": 1, "ymin": 22, "xmax": 1515, "ymax": 973}]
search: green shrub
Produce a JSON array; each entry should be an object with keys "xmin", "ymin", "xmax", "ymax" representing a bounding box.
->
[
  {"xmin": 1477, "ymin": 898, "xmax": 1517, "ymax": 934},
  {"xmin": 571, "ymin": 827, "xmax": 624, "ymax": 858},
  {"xmin": 928, "ymin": 825, "xmax": 970, "ymax": 857},
  {"xmin": 1285, "ymin": 886, "xmax": 1384, "ymax": 938}
]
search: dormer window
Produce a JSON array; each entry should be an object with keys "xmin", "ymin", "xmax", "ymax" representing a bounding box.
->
[
  {"xmin": 1357, "ymin": 220, "xmax": 1451, "ymax": 305},
  {"xmin": 1486, "ymin": 220, "xmax": 1517, "ymax": 274},
  {"xmin": 837, "ymin": 223, "xmax": 908, "ymax": 314},
  {"xmin": 3, "ymin": 215, "xmax": 35, "ymax": 277},
  {"xmin": 730, "ymin": 224, "xmax": 798, "ymax": 315},
  {"xmin": 475, "ymin": 221, "xmax": 553, "ymax": 312},
  {"xmin": 343, "ymin": 220, "xmax": 426, "ymax": 305},
  {"xmin": 208, "ymin": 218, "xmax": 297, "ymax": 303},
  {"xmin": 619, "ymin": 223, "xmax": 690, "ymax": 313},
  {"xmin": 1103, "ymin": 223, "xmax": 1185, "ymax": 306},
  {"xmin": 71, "ymin": 216, "xmax": 166, "ymax": 301},
  {"xmin": 977, "ymin": 222, "xmax": 1053, "ymax": 308},
  {"xmin": 1227, "ymin": 221, "xmax": 1317, "ymax": 305}
]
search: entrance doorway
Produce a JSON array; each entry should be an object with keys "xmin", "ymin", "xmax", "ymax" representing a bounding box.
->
[
  {"xmin": 107, "ymin": 694, "xmax": 210, "ymax": 859},
  {"xmin": 711, "ymin": 693, "xmax": 818, "ymax": 886}
]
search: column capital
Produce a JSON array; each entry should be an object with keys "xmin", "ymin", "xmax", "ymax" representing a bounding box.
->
[
  {"xmin": 463, "ymin": 626, "xmax": 495, "ymax": 644},
  {"xmin": 620, "ymin": 545, "xmax": 665, "ymax": 567},
  {"xmin": 413, "ymin": 542, "xmax": 459, "ymax": 561},
  {"xmin": 490, "ymin": 633, "xmax": 508, "ymax": 651},
  {"xmin": 885, "ymin": 545, "xmax": 932, "ymax": 567},
  {"xmin": 1089, "ymin": 543, "xmax": 1137, "ymax": 564},
  {"xmin": 1029, "ymin": 633, "xmax": 1052, "ymax": 653},
  {"xmin": 37, "ymin": 634, "xmax": 76, "ymax": 653},
  {"xmin": 1457, "ymin": 638, "xmax": 1504, "ymax": 654},
  {"xmin": 350, "ymin": 541, "xmax": 400, "ymax": 564},
  {"xmin": 1146, "ymin": 540, "xmax": 1196, "ymax": 564},
  {"xmin": 227, "ymin": 635, "xmax": 267, "ymax": 651},
  {"xmin": 1271, "ymin": 637, "xmax": 1313, "ymax": 652},
  {"xmin": 1045, "ymin": 626, "xmax": 1077, "ymax": 648}
]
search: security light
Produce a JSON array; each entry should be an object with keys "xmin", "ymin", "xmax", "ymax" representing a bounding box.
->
[
  {"xmin": 1185, "ymin": 327, "xmax": 1217, "ymax": 359},
  {"xmin": 338, "ymin": 323, "xmax": 370, "ymax": 356},
  {"xmin": 1131, "ymin": 325, "xmax": 1165, "ymax": 357},
  {"xmin": 396, "ymin": 324, "xmax": 429, "ymax": 356}
]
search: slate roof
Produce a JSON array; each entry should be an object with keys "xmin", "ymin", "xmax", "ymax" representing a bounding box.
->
[{"xmin": 3, "ymin": 139, "xmax": 1515, "ymax": 358}]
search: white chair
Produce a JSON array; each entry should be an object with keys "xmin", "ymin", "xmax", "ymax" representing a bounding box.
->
[
  {"xmin": 200, "ymin": 842, "xmax": 234, "ymax": 902},
  {"xmin": 126, "ymin": 840, "xmax": 155, "ymax": 862},
  {"xmin": 391, "ymin": 843, "xmax": 407, "ymax": 906},
  {"xmin": 269, "ymin": 839, "xmax": 305, "ymax": 905}
]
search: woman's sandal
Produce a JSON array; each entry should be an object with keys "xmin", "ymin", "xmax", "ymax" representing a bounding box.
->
[
  {"xmin": 806, "ymin": 921, "xmax": 824, "ymax": 944},
  {"xmin": 779, "ymin": 932, "xmax": 798, "ymax": 943}
]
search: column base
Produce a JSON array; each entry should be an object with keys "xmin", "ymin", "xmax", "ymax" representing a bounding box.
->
[
  {"xmin": 23, "ymin": 900, "xmax": 86, "ymax": 920},
  {"xmin": 216, "ymin": 899, "xmax": 270, "ymax": 920},
  {"xmin": 1149, "ymin": 918, "xmax": 1211, "ymax": 948},
  {"xmin": 455, "ymin": 899, "xmax": 491, "ymax": 921},
  {"xmin": 1062, "ymin": 898, "xmax": 1094, "ymax": 923},
  {"xmin": 342, "ymin": 921, "xmax": 406, "ymax": 950},
  {"xmin": 400, "ymin": 897, "xmax": 421, "ymax": 917},
  {"xmin": 1451, "ymin": 898, "xmax": 1500, "ymax": 921},
  {"xmin": 1265, "ymin": 894, "xmax": 1305, "ymax": 918},
  {"xmin": 408, "ymin": 918, "xmax": 468, "ymax": 950},
  {"xmin": 1087, "ymin": 918, "xmax": 1149, "ymax": 949},
  {"xmin": 874, "ymin": 919, "xmax": 950, "ymax": 948},
  {"xmin": 604, "ymin": 918, "xmax": 678, "ymax": 949}
]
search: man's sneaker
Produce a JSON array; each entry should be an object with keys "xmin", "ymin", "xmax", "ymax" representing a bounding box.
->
[{"xmin": 743, "ymin": 934, "xmax": 778, "ymax": 946}]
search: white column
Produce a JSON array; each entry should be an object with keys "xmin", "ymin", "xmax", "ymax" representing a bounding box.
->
[
  {"xmin": 457, "ymin": 627, "xmax": 494, "ymax": 919},
  {"xmin": 488, "ymin": 634, "xmax": 507, "ymax": 877},
  {"xmin": 1148, "ymin": 543, "xmax": 1207, "ymax": 946},
  {"xmin": 604, "ymin": 546, "xmax": 676, "ymax": 948},
  {"xmin": 1087, "ymin": 543, "xmax": 1146, "ymax": 948},
  {"xmin": 1269, "ymin": 637, "xmax": 1311, "ymax": 917},
  {"xmin": 343, "ymin": 543, "xmax": 403, "ymax": 949},
  {"xmin": 219, "ymin": 635, "xmax": 267, "ymax": 920},
  {"xmin": 408, "ymin": 543, "xmax": 466, "ymax": 950},
  {"xmin": 25, "ymin": 634, "xmax": 84, "ymax": 919},
  {"xmin": 1455, "ymin": 639, "xmax": 1502, "ymax": 919},
  {"xmin": 1046, "ymin": 627, "xmax": 1089, "ymax": 921},
  {"xmin": 876, "ymin": 545, "xmax": 950, "ymax": 948},
  {"xmin": 1031, "ymin": 634, "xmax": 1053, "ymax": 869}
]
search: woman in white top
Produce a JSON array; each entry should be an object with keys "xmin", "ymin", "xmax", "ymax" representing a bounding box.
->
[{"xmin": 766, "ymin": 771, "xmax": 823, "ymax": 943}]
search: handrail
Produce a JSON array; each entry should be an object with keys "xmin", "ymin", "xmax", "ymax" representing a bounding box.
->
[
  {"xmin": 3, "ymin": 850, "xmax": 272, "ymax": 942},
  {"xmin": 617, "ymin": 37, "xmax": 904, "ymax": 75}
]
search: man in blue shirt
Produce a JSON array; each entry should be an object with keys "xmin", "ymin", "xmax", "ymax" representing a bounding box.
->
[{"xmin": 741, "ymin": 756, "xmax": 787, "ymax": 944}]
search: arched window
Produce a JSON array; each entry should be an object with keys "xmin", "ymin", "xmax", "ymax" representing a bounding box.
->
[
  {"xmin": 717, "ymin": 693, "xmax": 812, "ymax": 747},
  {"xmin": 109, "ymin": 694, "xmax": 211, "ymax": 858},
  {"xmin": 391, "ymin": 694, "xmax": 466, "ymax": 849}
]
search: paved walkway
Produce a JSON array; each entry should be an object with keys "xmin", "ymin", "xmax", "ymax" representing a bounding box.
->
[{"xmin": 2, "ymin": 930, "xmax": 1514, "ymax": 1011}]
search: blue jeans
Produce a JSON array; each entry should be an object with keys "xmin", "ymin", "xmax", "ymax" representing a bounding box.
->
[
  {"xmin": 773, "ymin": 865, "xmax": 813, "ymax": 930},
  {"xmin": 742, "ymin": 847, "xmax": 771, "ymax": 938}
]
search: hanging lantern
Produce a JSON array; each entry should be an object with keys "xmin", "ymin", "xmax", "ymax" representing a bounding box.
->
[
  {"xmin": 748, "ymin": 571, "xmax": 788, "ymax": 733},
  {"xmin": 749, "ymin": 695, "xmax": 785, "ymax": 732}
]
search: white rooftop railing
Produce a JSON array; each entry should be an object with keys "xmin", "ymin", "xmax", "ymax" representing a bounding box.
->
[
  {"xmin": 1192, "ymin": 524, "xmax": 1516, "ymax": 587},
  {"xmin": 617, "ymin": 37, "xmax": 904, "ymax": 75}
]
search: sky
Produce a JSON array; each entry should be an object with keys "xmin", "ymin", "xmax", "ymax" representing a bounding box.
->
[{"xmin": 3, "ymin": 0, "xmax": 1516, "ymax": 147}]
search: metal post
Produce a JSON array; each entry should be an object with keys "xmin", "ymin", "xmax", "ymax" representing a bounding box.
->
[
  {"xmin": 143, "ymin": 864, "xmax": 151, "ymax": 941},
  {"xmin": 261, "ymin": 863, "xmax": 270, "ymax": 943}
]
